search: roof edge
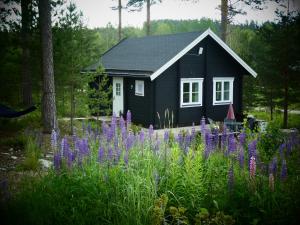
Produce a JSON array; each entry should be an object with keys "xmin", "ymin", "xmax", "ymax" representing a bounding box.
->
[{"xmin": 150, "ymin": 28, "xmax": 257, "ymax": 81}]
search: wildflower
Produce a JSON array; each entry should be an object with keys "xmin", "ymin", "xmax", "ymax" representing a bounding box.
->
[
  {"xmin": 238, "ymin": 146, "xmax": 244, "ymax": 168},
  {"xmin": 200, "ymin": 117, "xmax": 206, "ymax": 136},
  {"xmin": 228, "ymin": 164, "xmax": 234, "ymax": 191},
  {"xmin": 176, "ymin": 132, "xmax": 184, "ymax": 149},
  {"xmin": 154, "ymin": 139, "xmax": 160, "ymax": 154},
  {"xmin": 191, "ymin": 122, "xmax": 196, "ymax": 140},
  {"xmin": 204, "ymin": 132, "xmax": 212, "ymax": 157},
  {"xmin": 51, "ymin": 129, "xmax": 58, "ymax": 151},
  {"xmin": 279, "ymin": 143, "xmax": 285, "ymax": 158},
  {"xmin": 249, "ymin": 156, "xmax": 256, "ymax": 178},
  {"xmin": 228, "ymin": 133, "xmax": 236, "ymax": 154},
  {"xmin": 221, "ymin": 127, "xmax": 227, "ymax": 151},
  {"xmin": 119, "ymin": 116, "xmax": 125, "ymax": 130},
  {"xmin": 126, "ymin": 110, "xmax": 131, "ymax": 128},
  {"xmin": 280, "ymin": 159, "xmax": 287, "ymax": 181},
  {"xmin": 239, "ymin": 131, "xmax": 246, "ymax": 146},
  {"xmin": 139, "ymin": 130, "xmax": 145, "ymax": 144},
  {"xmin": 269, "ymin": 173, "xmax": 274, "ymax": 191},
  {"xmin": 148, "ymin": 124, "xmax": 154, "ymax": 139},
  {"xmin": 98, "ymin": 146, "xmax": 105, "ymax": 163},
  {"xmin": 248, "ymin": 140, "xmax": 257, "ymax": 159},
  {"xmin": 53, "ymin": 152, "xmax": 61, "ymax": 171},
  {"xmin": 108, "ymin": 147, "xmax": 114, "ymax": 162},
  {"xmin": 270, "ymin": 157, "xmax": 277, "ymax": 175},
  {"xmin": 126, "ymin": 132, "xmax": 135, "ymax": 151},
  {"xmin": 164, "ymin": 130, "xmax": 169, "ymax": 143},
  {"xmin": 115, "ymin": 147, "xmax": 122, "ymax": 164}
]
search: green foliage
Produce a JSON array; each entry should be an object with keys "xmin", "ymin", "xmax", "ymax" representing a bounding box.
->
[
  {"xmin": 87, "ymin": 67, "xmax": 112, "ymax": 117},
  {"xmin": 20, "ymin": 135, "xmax": 41, "ymax": 171}
]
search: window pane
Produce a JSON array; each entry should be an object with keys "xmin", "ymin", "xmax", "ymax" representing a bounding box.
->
[
  {"xmin": 192, "ymin": 93, "xmax": 198, "ymax": 102},
  {"xmin": 216, "ymin": 91, "xmax": 222, "ymax": 101},
  {"xmin": 216, "ymin": 82, "xmax": 222, "ymax": 92},
  {"xmin": 116, "ymin": 83, "xmax": 121, "ymax": 96},
  {"xmin": 224, "ymin": 81, "xmax": 229, "ymax": 91},
  {"xmin": 192, "ymin": 82, "xmax": 199, "ymax": 92},
  {"xmin": 183, "ymin": 93, "xmax": 189, "ymax": 103},
  {"xmin": 224, "ymin": 91, "xmax": 229, "ymax": 101},
  {"xmin": 183, "ymin": 83, "xmax": 190, "ymax": 93}
]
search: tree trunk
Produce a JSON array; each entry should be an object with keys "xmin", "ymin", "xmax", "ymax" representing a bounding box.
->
[
  {"xmin": 221, "ymin": 0, "xmax": 228, "ymax": 42},
  {"xmin": 70, "ymin": 82, "xmax": 75, "ymax": 135},
  {"xmin": 38, "ymin": 0, "xmax": 57, "ymax": 133},
  {"xmin": 21, "ymin": 0, "xmax": 33, "ymax": 106},
  {"xmin": 118, "ymin": 0, "xmax": 122, "ymax": 41},
  {"xmin": 283, "ymin": 71, "xmax": 288, "ymax": 128},
  {"xmin": 146, "ymin": 0, "xmax": 150, "ymax": 36}
]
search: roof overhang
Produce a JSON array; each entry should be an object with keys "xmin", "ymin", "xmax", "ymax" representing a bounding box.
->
[{"xmin": 150, "ymin": 28, "xmax": 257, "ymax": 81}]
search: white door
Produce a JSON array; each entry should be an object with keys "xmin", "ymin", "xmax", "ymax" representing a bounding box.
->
[{"xmin": 113, "ymin": 77, "xmax": 124, "ymax": 116}]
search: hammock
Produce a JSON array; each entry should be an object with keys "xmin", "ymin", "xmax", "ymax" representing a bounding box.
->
[{"xmin": 0, "ymin": 104, "xmax": 36, "ymax": 118}]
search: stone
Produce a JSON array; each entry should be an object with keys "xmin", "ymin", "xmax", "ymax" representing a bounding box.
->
[
  {"xmin": 39, "ymin": 159, "xmax": 53, "ymax": 169},
  {"xmin": 11, "ymin": 156, "xmax": 18, "ymax": 160}
]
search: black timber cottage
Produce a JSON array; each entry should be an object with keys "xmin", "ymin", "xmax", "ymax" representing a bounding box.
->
[{"xmin": 87, "ymin": 28, "xmax": 257, "ymax": 128}]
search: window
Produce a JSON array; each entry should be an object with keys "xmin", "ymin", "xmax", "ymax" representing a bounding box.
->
[
  {"xmin": 180, "ymin": 78, "xmax": 203, "ymax": 107},
  {"xmin": 135, "ymin": 80, "xmax": 144, "ymax": 96},
  {"xmin": 213, "ymin": 77, "xmax": 234, "ymax": 105},
  {"xmin": 116, "ymin": 83, "xmax": 121, "ymax": 96}
]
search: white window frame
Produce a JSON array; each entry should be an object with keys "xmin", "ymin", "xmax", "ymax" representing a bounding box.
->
[
  {"xmin": 116, "ymin": 83, "xmax": 121, "ymax": 96},
  {"xmin": 135, "ymin": 80, "xmax": 144, "ymax": 96},
  {"xmin": 180, "ymin": 78, "xmax": 203, "ymax": 108},
  {"xmin": 213, "ymin": 77, "xmax": 234, "ymax": 105}
]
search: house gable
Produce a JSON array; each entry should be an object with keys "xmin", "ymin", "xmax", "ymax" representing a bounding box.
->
[{"xmin": 150, "ymin": 28, "xmax": 257, "ymax": 81}]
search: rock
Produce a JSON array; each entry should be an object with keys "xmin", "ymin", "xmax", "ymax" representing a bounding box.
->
[
  {"xmin": 39, "ymin": 159, "xmax": 53, "ymax": 169},
  {"xmin": 9, "ymin": 148, "xmax": 13, "ymax": 152},
  {"xmin": 11, "ymin": 156, "xmax": 18, "ymax": 160},
  {"xmin": 1, "ymin": 152, "xmax": 10, "ymax": 155},
  {"xmin": 0, "ymin": 168, "xmax": 6, "ymax": 171}
]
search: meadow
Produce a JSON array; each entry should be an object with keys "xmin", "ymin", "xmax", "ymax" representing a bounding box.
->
[{"xmin": 1, "ymin": 111, "xmax": 300, "ymax": 225}]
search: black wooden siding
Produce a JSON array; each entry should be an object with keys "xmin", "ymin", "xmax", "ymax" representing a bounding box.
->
[{"xmin": 124, "ymin": 77, "xmax": 153, "ymax": 127}]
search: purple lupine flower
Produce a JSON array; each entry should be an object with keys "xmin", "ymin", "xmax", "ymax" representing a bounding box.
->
[
  {"xmin": 191, "ymin": 122, "xmax": 196, "ymax": 140},
  {"xmin": 238, "ymin": 146, "xmax": 244, "ymax": 168},
  {"xmin": 248, "ymin": 140, "xmax": 257, "ymax": 159},
  {"xmin": 126, "ymin": 132, "xmax": 135, "ymax": 151},
  {"xmin": 211, "ymin": 129, "xmax": 219, "ymax": 150},
  {"xmin": 249, "ymin": 156, "xmax": 256, "ymax": 178},
  {"xmin": 106, "ymin": 126, "xmax": 114, "ymax": 143},
  {"xmin": 67, "ymin": 151, "xmax": 75, "ymax": 168},
  {"xmin": 228, "ymin": 133, "xmax": 236, "ymax": 154},
  {"xmin": 139, "ymin": 130, "xmax": 145, "ymax": 144},
  {"xmin": 121, "ymin": 126, "xmax": 127, "ymax": 141},
  {"xmin": 200, "ymin": 117, "xmax": 206, "ymax": 136},
  {"xmin": 62, "ymin": 137, "xmax": 70, "ymax": 158},
  {"xmin": 221, "ymin": 128, "xmax": 228, "ymax": 151},
  {"xmin": 228, "ymin": 164, "xmax": 234, "ymax": 191},
  {"xmin": 270, "ymin": 157, "xmax": 277, "ymax": 175},
  {"xmin": 205, "ymin": 132, "xmax": 212, "ymax": 154},
  {"xmin": 176, "ymin": 132, "xmax": 184, "ymax": 149},
  {"xmin": 126, "ymin": 110, "xmax": 131, "ymax": 128},
  {"xmin": 239, "ymin": 131, "xmax": 246, "ymax": 146},
  {"xmin": 51, "ymin": 129, "xmax": 58, "ymax": 151},
  {"xmin": 115, "ymin": 147, "xmax": 122, "ymax": 164},
  {"xmin": 148, "ymin": 124, "xmax": 154, "ymax": 139},
  {"xmin": 279, "ymin": 143, "xmax": 285, "ymax": 158},
  {"xmin": 286, "ymin": 141, "xmax": 292, "ymax": 156},
  {"xmin": 154, "ymin": 139, "xmax": 160, "ymax": 154},
  {"xmin": 53, "ymin": 152, "xmax": 61, "ymax": 171},
  {"xmin": 108, "ymin": 147, "xmax": 114, "ymax": 162},
  {"xmin": 280, "ymin": 159, "xmax": 287, "ymax": 181},
  {"xmin": 164, "ymin": 130, "xmax": 169, "ymax": 143},
  {"xmin": 120, "ymin": 116, "xmax": 125, "ymax": 130},
  {"xmin": 269, "ymin": 173, "xmax": 275, "ymax": 191},
  {"xmin": 98, "ymin": 146, "xmax": 105, "ymax": 163},
  {"xmin": 102, "ymin": 121, "xmax": 108, "ymax": 137}
]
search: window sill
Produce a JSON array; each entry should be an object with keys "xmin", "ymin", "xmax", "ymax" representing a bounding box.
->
[
  {"xmin": 135, "ymin": 93, "xmax": 144, "ymax": 97},
  {"xmin": 180, "ymin": 104, "xmax": 202, "ymax": 108},
  {"xmin": 213, "ymin": 101, "xmax": 232, "ymax": 105}
]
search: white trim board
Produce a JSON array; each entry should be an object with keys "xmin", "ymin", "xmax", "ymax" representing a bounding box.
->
[{"xmin": 150, "ymin": 28, "xmax": 257, "ymax": 81}]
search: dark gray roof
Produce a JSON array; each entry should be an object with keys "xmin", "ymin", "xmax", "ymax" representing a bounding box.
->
[{"xmin": 86, "ymin": 31, "xmax": 202, "ymax": 73}]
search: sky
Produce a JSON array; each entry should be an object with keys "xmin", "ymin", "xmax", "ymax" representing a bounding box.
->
[{"xmin": 72, "ymin": 0, "xmax": 300, "ymax": 29}]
